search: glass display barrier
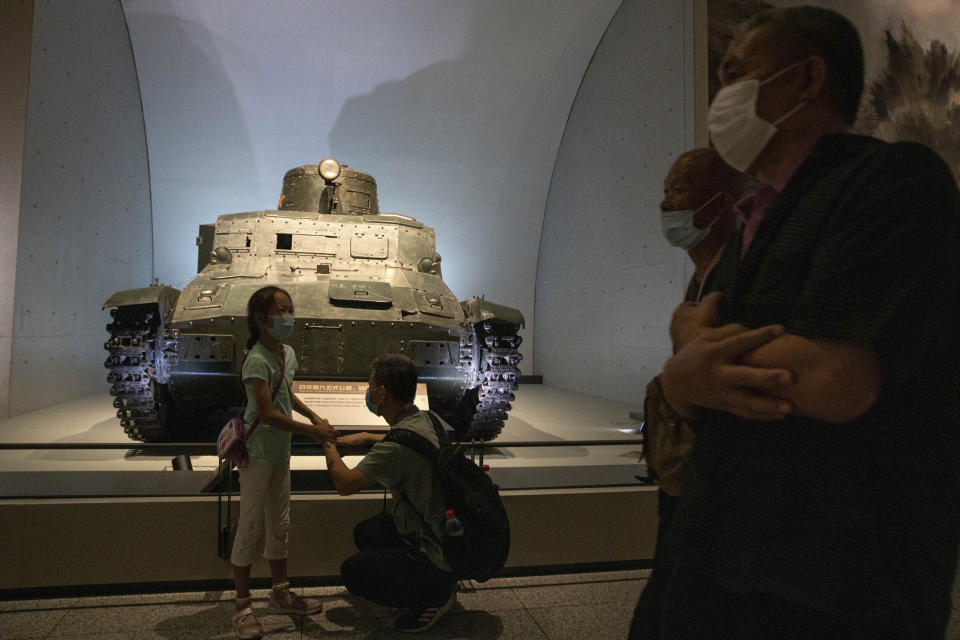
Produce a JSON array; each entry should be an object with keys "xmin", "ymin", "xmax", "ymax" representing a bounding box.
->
[{"xmin": 0, "ymin": 384, "xmax": 647, "ymax": 499}]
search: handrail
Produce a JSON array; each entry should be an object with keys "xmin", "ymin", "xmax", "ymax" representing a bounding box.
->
[
  {"xmin": 0, "ymin": 438, "xmax": 650, "ymax": 499},
  {"xmin": 0, "ymin": 439, "xmax": 643, "ymax": 451}
]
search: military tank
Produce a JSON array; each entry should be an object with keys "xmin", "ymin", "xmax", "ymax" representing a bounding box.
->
[{"xmin": 103, "ymin": 158, "xmax": 523, "ymax": 442}]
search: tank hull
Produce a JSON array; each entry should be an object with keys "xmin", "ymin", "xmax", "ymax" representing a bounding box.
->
[{"xmin": 104, "ymin": 168, "xmax": 523, "ymax": 442}]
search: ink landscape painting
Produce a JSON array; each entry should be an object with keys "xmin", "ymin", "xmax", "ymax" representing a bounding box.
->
[{"xmin": 708, "ymin": 0, "xmax": 960, "ymax": 182}]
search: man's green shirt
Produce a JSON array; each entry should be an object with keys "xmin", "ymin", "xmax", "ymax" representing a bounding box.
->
[{"xmin": 358, "ymin": 410, "xmax": 451, "ymax": 572}]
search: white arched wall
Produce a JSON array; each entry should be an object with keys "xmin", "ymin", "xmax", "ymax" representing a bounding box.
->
[
  {"xmin": 535, "ymin": 0, "xmax": 696, "ymax": 403},
  {"xmin": 11, "ymin": 0, "xmax": 152, "ymax": 416},
  {"xmin": 0, "ymin": 0, "xmax": 33, "ymax": 419},
  {"xmin": 120, "ymin": 0, "xmax": 624, "ymax": 375}
]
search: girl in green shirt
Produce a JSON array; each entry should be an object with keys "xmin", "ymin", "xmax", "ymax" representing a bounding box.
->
[{"xmin": 231, "ymin": 286, "xmax": 336, "ymax": 639}]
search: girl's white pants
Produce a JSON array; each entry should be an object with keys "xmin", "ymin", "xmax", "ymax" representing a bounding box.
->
[{"xmin": 230, "ymin": 460, "xmax": 291, "ymax": 566}]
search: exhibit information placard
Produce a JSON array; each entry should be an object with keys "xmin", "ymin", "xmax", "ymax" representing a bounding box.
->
[{"xmin": 292, "ymin": 381, "xmax": 429, "ymax": 429}]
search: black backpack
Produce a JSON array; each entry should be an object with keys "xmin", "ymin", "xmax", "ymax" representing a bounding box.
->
[{"xmin": 383, "ymin": 411, "xmax": 510, "ymax": 582}]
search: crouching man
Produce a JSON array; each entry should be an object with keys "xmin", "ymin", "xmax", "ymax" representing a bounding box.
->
[{"xmin": 322, "ymin": 353, "xmax": 457, "ymax": 633}]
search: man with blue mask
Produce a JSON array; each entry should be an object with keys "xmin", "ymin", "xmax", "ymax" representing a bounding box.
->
[
  {"xmin": 657, "ymin": 6, "xmax": 959, "ymax": 640},
  {"xmin": 659, "ymin": 148, "xmax": 744, "ymax": 298},
  {"xmin": 629, "ymin": 148, "xmax": 743, "ymax": 640},
  {"xmin": 320, "ymin": 354, "xmax": 458, "ymax": 633}
]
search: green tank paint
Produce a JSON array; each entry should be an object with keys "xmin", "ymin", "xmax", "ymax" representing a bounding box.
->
[
  {"xmin": 103, "ymin": 158, "xmax": 523, "ymax": 443},
  {"xmin": 463, "ymin": 298, "xmax": 526, "ymax": 329},
  {"xmin": 102, "ymin": 285, "xmax": 179, "ymax": 312}
]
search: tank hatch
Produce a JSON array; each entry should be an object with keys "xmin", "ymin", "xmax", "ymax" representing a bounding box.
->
[{"xmin": 329, "ymin": 280, "xmax": 392, "ymax": 307}]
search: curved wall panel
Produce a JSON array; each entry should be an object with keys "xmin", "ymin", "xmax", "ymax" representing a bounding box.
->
[
  {"xmin": 12, "ymin": 0, "xmax": 152, "ymax": 415},
  {"xmin": 535, "ymin": 0, "xmax": 695, "ymax": 403},
  {"xmin": 120, "ymin": 0, "xmax": 623, "ymax": 374},
  {"xmin": 0, "ymin": 0, "xmax": 34, "ymax": 419}
]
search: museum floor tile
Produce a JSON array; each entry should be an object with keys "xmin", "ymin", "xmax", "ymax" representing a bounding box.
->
[
  {"xmin": 0, "ymin": 569, "xmax": 648, "ymax": 640},
  {"xmin": 5, "ymin": 567, "xmax": 960, "ymax": 639}
]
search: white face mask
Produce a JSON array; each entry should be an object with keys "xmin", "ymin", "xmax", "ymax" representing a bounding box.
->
[
  {"xmin": 661, "ymin": 192, "xmax": 726, "ymax": 249},
  {"xmin": 708, "ymin": 60, "xmax": 808, "ymax": 172}
]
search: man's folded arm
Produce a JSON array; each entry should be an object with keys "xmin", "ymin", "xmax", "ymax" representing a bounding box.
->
[{"xmin": 740, "ymin": 333, "xmax": 882, "ymax": 423}]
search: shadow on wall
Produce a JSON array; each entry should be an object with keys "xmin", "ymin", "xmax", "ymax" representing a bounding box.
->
[
  {"xmin": 326, "ymin": 5, "xmax": 617, "ymax": 375},
  {"xmin": 122, "ymin": 8, "xmax": 259, "ymax": 287},
  {"xmin": 327, "ymin": 15, "xmax": 599, "ymax": 220}
]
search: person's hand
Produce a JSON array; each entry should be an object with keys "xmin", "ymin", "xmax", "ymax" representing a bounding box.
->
[
  {"xmin": 336, "ymin": 432, "xmax": 371, "ymax": 447},
  {"xmin": 310, "ymin": 417, "xmax": 337, "ymax": 443},
  {"xmin": 670, "ymin": 291, "xmax": 724, "ymax": 350},
  {"xmin": 661, "ymin": 322, "xmax": 795, "ymax": 421}
]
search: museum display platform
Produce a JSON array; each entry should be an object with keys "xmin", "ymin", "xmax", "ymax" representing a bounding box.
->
[
  {"xmin": 0, "ymin": 384, "xmax": 658, "ymax": 593},
  {"xmin": 0, "ymin": 384, "xmax": 649, "ymax": 497}
]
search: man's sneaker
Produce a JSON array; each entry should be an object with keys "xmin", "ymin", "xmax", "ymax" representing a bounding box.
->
[
  {"xmin": 267, "ymin": 582, "xmax": 323, "ymax": 615},
  {"xmin": 233, "ymin": 605, "xmax": 262, "ymax": 639},
  {"xmin": 394, "ymin": 590, "xmax": 457, "ymax": 633}
]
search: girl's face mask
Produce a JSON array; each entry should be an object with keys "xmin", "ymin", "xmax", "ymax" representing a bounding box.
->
[{"xmin": 267, "ymin": 315, "xmax": 295, "ymax": 340}]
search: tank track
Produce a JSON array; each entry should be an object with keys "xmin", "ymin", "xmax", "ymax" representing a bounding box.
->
[
  {"xmin": 104, "ymin": 304, "xmax": 173, "ymax": 442},
  {"xmin": 459, "ymin": 320, "xmax": 522, "ymax": 441}
]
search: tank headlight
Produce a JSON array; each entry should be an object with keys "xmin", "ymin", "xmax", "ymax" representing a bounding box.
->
[
  {"xmin": 318, "ymin": 158, "xmax": 341, "ymax": 181},
  {"xmin": 212, "ymin": 246, "xmax": 232, "ymax": 264}
]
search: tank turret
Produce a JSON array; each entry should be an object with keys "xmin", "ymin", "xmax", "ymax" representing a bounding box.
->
[{"xmin": 278, "ymin": 158, "xmax": 378, "ymax": 216}]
